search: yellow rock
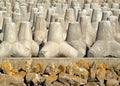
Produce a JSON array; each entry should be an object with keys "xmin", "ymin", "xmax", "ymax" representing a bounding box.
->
[
  {"xmin": 96, "ymin": 68, "xmax": 106, "ymax": 80},
  {"xmin": 58, "ymin": 64, "xmax": 66, "ymax": 74},
  {"xmin": 45, "ymin": 63, "xmax": 57, "ymax": 74},
  {"xmin": 76, "ymin": 60, "xmax": 92, "ymax": 69},
  {"xmin": 8, "ymin": 68, "xmax": 18, "ymax": 76},
  {"xmin": 0, "ymin": 74, "xmax": 6, "ymax": 80},
  {"xmin": 22, "ymin": 60, "xmax": 32, "ymax": 73},
  {"xmin": 19, "ymin": 71, "xmax": 26, "ymax": 77},
  {"xmin": 1, "ymin": 60, "xmax": 13, "ymax": 73},
  {"xmin": 32, "ymin": 61, "xmax": 44, "ymax": 73},
  {"xmin": 45, "ymin": 72, "xmax": 58, "ymax": 84},
  {"xmin": 116, "ymin": 64, "xmax": 120, "ymax": 70}
]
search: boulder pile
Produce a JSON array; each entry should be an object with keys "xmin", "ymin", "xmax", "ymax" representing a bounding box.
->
[
  {"xmin": 0, "ymin": 0, "xmax": 120, "ymax": 57},
  {"xmin": 0, "ymin": 60, "xmax": 119, "ymax": 86}
]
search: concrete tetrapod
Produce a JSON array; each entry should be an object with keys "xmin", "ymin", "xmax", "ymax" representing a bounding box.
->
[
  {"xmin": 91, "ymin": 8, "xmax": 102, "ymax": 42},
  {"xmin": 91, "ymin": 3, "xmax": 100, "ymax": 9},
  {"xmin": 2, "ymin": 17, "xmax": 12, "ymax": 33},
  {"xmin": 0, "ymin": 17, "xmax": 12, "ymax": 43},
  {"xmin": 0, "ymin": 23, "xmax": 16, "ymax": 57},
  {"xmin": 112, "ymin": 9, "xmax": 120, "ymax": 17},
  {"xmin": 91, "ymin": 8, "xmax": 102, "ymax": 22},
  {"xmin": 66, "ymin": 22, "xmax": 86, "ymax": 57},
  {"xmin": 71, "ymin": 1, "xmax": 81, "ymax": 20},
  {"xmin": 84, "ymin": 3, "xmax": 91, "ymax": 9},
  {"xmin": 0, "ymin": 21, "xmax": 39, "ymax": 57},
  {"xmin": 34, "ymin": 15, "xmax": 47, "ymax": 45},
  {"xmin": 111, "ymin": 3, "xmax": 119, "ymax": 9},
  {"xmin": 80, "ymin": 16, "xmax": 96, "ymax": 48},
  {"xmin": 46, "ymin": 8, "xmax": 55, "ymax": 25},
  {"xmin": 12, "ymin": 21, "xmax": 32, "ymax": 57},
  {"xmin": 29, "ymin": 8, "xmax": 38, "ymax": 24},
  {"xmin": 77, "ymin": 0, "xmax": 84, "ymax": 8},
  {"xmin": 55, "ymin": 17, "xmax": 66, "ymax": 40},
  {"xmin": 109, "ymin": 16, "xmax": 119, "ymax": 36},
  {"xmin": 12, "ymin": 2, "xmax": 20, "ymax": 13},
  {"xmin": 27, "ymin": 1, "xmax": 34, "ymax": 13},
  {"xmin": 0, "ymin": 12, "xmax": 3, "ymax": 43},
  {"xmin": 18, "ymin": 21, "xmax": 39, "ymax": 57},
  {"xmin": 39, "ymin": 22, "xmax": 78, "ymax": 57},
  {"xmin": 102, "ymin": 11, "xmax": 112, "ymax": 21},
  {"xmin": 114, "ymin": 15, "xmax": 120, "ymax": 43},
  {"xmin": 20, "ymin": 5, "xmax": 28, "ymax": 21},
  {"xmin": 12, "ymin": 12, "xmax": 22, "ymax": 33},
  {"xmin": 65, "ymin": 8, "xmax": 75, "ymax": 30},
  {"xmin": 53, "ymin": 3, "xmax": 64, "ymax": 18},
  {"xmin": 105, "ymin": 15, "xmax": 120, "ymax": 42},
  {"xmin": 0, "ymin": 11, "xmax": 3, "ymax": 30},
  {"xmin": 88, "ymin": 21, "xmax": 120, "ymax": 57}
]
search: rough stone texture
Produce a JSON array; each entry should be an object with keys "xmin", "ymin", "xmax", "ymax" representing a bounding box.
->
[
  {"xmin": 58, "ymin": 73, "xmax": 87, "ymax": 86},
  {"xmin": 32, "ymin": 61, "xmax": 45, "ymax": 73},
  {"xmin": 106, "ymin": 79, "xmax": 119, "ymax": 86},
  {"xmin": 52, "ymin": 81, "xmax": 64, "ymax": 86},
  {"xmin": 89, "ymin": 62, "xmax": 97, "ymax": 81},
  {"xmin": 44, "ymin": 63, "xmax": 57, "ymax": 74},
  {"xmin": 0, "ymin": 58, "xmax": 119, "ymax": 86},
  {"xmin": 84, "ymin": 82, "xmax": 99, "ymax": 86},
  {"xmin": 44, "ymin": 72, "xmax": 58, "ymax": 86}
]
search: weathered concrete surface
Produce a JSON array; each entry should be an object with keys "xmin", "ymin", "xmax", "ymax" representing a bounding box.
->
[{"xmin": 0, "ymin": 58, "xmax": 119, "ymax": 69}]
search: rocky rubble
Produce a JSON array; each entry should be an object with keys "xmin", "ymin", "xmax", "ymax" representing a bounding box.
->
[
  {"xmin": 0, "ymin": 0, "xmax": 120, "ymax": 57},
  {"xmin": 0, "ymin": 60, "xmax": 119, "ymax": 86}
]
